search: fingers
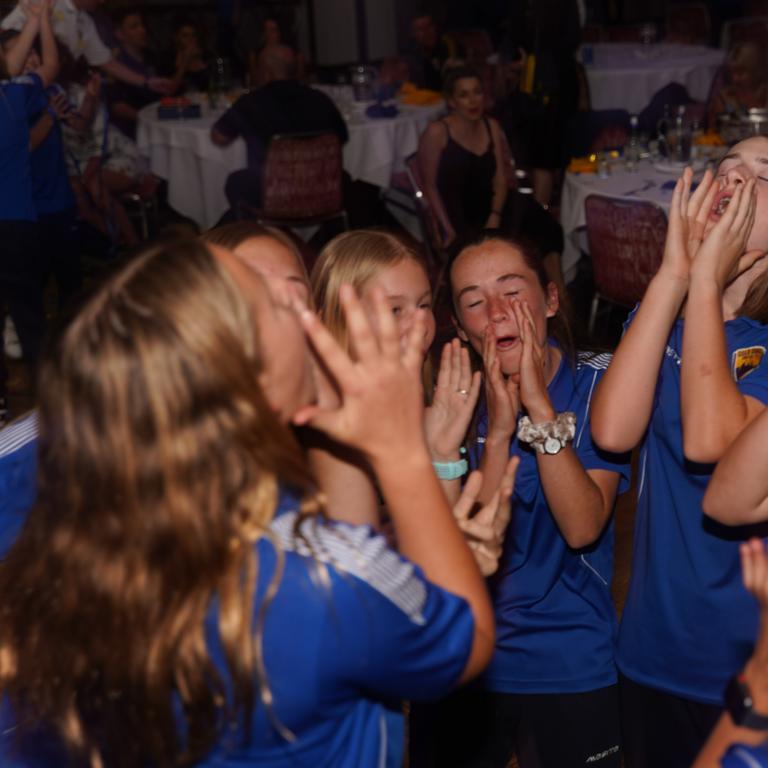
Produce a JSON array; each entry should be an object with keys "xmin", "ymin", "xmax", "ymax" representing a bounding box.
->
[
  {"xmin": 686, "ymin": 168, "xmax": 712, "ymax": 219},
  {"xmin": 458, "ymin": 342, "xmax": 473, "ymax": 393},
  {"xmin": 364, "ymin": 285, "xmax": 397, "ymax": 360},
  {"xmin": 435, "ymin": 341, "xmax": 452, "ymax": 394},
  {"xmin": 680, "ymin": 166, "xmax": 693, "ymax": 213},
  {"xmin": 452, "ymin": 470, "xmax": 484, "ymax": 523},
  {"xmin": 736, "ymin": 249, "xmax": 766, "ymax": 277},
  {"xmin": 299, "ymin": 307, "xmax": 357, "ymax": 395},
  {"xmin": 742, "ymin": 538, "xmax": 768, "ymax": 602},
  {"xmin": 402, "ymin": 309, "xmax": 428, "ymax": 373}
]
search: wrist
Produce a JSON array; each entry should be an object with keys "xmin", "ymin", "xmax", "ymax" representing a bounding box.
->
[
  {"xmin": 688, "ymin": 271, "xmax": 725, "ymax": 294},
  {"xmin": 525, "ymin": 402, "xmax": 556, "ymax": 423},
  {"xmin": 486, "ymin": 428, "xmax": 514, "ymax": 447},
  {"xmin": 430, "ymin": 447, "xmax": 461, "ymax": 463}
]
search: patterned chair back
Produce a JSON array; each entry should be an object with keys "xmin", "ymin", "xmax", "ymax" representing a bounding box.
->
[
  {"xmin": 261, "ymin": 133, "xmax": 344, "ymax": 220},
  {"xmin": 585, "ymin": 195, "xmax": 667, "ymax": 308}
]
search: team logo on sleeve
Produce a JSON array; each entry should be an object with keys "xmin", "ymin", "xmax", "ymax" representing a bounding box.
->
[{"xmin": 732, "ymin": 346, "xmax": 766, "ymax": 381}]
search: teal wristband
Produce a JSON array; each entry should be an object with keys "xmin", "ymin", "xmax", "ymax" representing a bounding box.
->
[{"xmin": 433, "ymin": 458, "xmax": 468, "ymax": 480}]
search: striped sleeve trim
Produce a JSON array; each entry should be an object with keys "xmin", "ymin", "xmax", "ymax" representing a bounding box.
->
[
  {"xmin": 578, "ymin": 351, "xmax": 613, "ymax": 370},
  {"xmin": 0, "ymin": 412, "xmax": 38, "ymax": 458},
  {"xmin": 270, "ymin": 512, "xmax": 428, "ymax": 625}
]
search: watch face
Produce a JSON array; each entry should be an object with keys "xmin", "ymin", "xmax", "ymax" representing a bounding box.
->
[{"xmin": 544, "ymin": 436, "xmax": 561, "ymax": 455}]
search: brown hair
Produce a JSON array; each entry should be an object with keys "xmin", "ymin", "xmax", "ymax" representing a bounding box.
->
[
  {"xmin": 0, "ymin": 239, "xmax": 319, "ymax": 766},
  {"xmin": 449, "ymin": 233, "xmax": 575, "ymax": 364}
]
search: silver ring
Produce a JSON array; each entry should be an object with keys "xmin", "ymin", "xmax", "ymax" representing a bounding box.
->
[{"xmin": 457, "ymin": 388, "xmax": 469, "ymax": 396}]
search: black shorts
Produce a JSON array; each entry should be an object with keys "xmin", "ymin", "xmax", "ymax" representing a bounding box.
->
[{"xmin": 413, "ymin": 683, "xmax": 622, "ymax": 768}]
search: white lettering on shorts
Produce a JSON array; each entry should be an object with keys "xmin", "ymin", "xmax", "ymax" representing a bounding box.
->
[{"xmin": 585, "ymin": 745, "xmax": 620, "ymax": 763}]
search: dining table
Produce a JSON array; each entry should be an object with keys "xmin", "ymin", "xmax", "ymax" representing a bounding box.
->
[
  {"xmin": 136, "ymin": 88, "xmax": 445, "ymax": 230},
  {"xmin": 560, "ymin": 157, "xmax": 714, "ymax": 282},
  {"xmin": 582, "ymin": 42, "xmax": 725, "ymax": 114}
]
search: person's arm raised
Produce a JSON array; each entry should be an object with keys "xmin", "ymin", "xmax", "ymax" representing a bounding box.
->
[
  {"xmin": 704, "ymin": 408, "xmax": 768, "ymax": 524},
  {"xmin": 693, "ymin": 539, "xmax": 768, "ymax": 767},
  {"xmin": 591, "ymin": 169, "xmax": 712, "ymax": 453},
  {"xmin": 515, "ymin": 301, "xmax": 619, "ymax": 549},
  {"xmin": 33, "ymin": 0, "xmax": 57, "ymax": 88},
  {"xmin": 682, "ymin": 178, "xmax": 766, "ymax": 463},
  {"xmin": 4, "ymin": 1, "xmax": 40, "ymax": 77},
  {"xmin": 294, "ymin": 285, "xmax": 494, "ymax": 682}
]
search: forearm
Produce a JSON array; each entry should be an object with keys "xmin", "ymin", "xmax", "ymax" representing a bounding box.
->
[
  {"xmin": 422, "ymin": 183, "xmax": 454, "ymax": 237},
  {"xmin": 5, "ymin": 17, "xmax": 39, "ymax": 76},
  {"xmin": 373, "ymin": 450, "xmax": 494, "ymax": 680},
  {"xmin": 537, "ymin": 452, "xmax": 612, "ymax": 549},
  {"xmin": 37, "ymin": 15, "xmax": 58, "ymax": 86},
  {"xmin": 591, "ymin": 271, "xmax": 687, "ymax": 452},
  {"xmin": 478, "ymin": 433, "xmax": 513, "ymax": 504},
  {"xmin": 100, "ymin": 58, "xmax": 143, "ymax": 88},
  {"xmin": 76, "ymin": 92, "xmax": 99, "ymax": 128},
  {"xmin": 29, "ymin": 111, "xmax": 53, "ymax": 150},
  {"xmin": 489, "ymin": 171, "xmax": 506, "ymax": 219},
  {"xmin": 682, "ymin": 276, "xmax": 758, "ymax": 462},
  {"xmin": 704, "ymin": 408, "xmax": 768, "ymax": 524}
]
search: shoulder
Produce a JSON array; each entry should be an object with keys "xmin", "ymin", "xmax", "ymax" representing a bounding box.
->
[
  {"xmin": 422, "ymin": 119, "xmax": 448, "ymax": 145},
  {"xmin": 0, "ymin": 412, "xmax": 38, "ymax": 460},
  {"xmin": 271, "ymin": 512, "xmax": 430, "ymax": 624}
]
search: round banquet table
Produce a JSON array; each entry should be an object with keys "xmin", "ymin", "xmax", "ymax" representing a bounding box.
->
[
  {"xmin": 136, "ymin": 92, "xmax": 444, "ymax": 230},
  {"xmin": 560, "ymin": 159, "xmax": 711, "ymax": 282},
  {"xmin": 582, "ymin": 42, "xmax": 725, "ymax": 114}
]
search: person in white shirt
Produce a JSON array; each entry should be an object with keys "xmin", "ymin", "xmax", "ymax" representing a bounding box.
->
[{"xmin": 2, "ymin": 0, "xmax": 172, "ymax": 93}]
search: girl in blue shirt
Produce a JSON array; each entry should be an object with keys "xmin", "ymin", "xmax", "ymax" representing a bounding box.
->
[
  {"xmin": 0, "ymin": 237, "xmax": 495, "ymax": 767},
  {"xmin": 0, "ymin": 0, "xmax": 57, "ymax": 422},
  {"xmin": 592, "ymin": 138, "xmax": 768, "ymax": 768},
  {"xmin": 436, "ymin": 235, "xmax": 629, "ymax": 768}
]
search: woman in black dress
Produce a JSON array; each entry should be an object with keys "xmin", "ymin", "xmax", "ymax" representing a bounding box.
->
[{"xmin": 418, "ymin": 65, "xmax": 565, "ymax": 294}]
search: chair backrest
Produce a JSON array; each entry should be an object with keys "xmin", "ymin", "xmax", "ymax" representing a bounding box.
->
[
  {"xmin": 584, "ymin": 195, "xmax": 667, "ymax": 307},
  {"xmin": 261, "ymin": 133, "xmax": 343, "ymax": 220},
  {"xmin": 405, "ymin": 153, "xmax": 444, "ymax": 255},
  {"xmin": 721, "ymin": 16, "xmax": 768, "ymax": 51},
  {"xmin": 666, "ymin": 3, "xmax": 711, "ymax": 45}
]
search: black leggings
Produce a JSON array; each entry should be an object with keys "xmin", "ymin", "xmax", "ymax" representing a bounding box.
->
[
  {"xmin": 414, "ymin": 683, "xmax": 622, "ymax": 768},
  {"xmin": 619, "ymin": 673, "xmax": 721, "ymax": 768}
]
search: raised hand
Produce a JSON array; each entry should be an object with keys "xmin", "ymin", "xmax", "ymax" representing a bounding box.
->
[
  {"xmin": 661, "ymin": 168, "xmax": 718, "ymax": 283},
  {"xmin": 512, "ymin": 301, "xmax": 555, "ymax": 423},
  {"xmin": 690, "ymin": 178, "xmax": 762, "ymax": 290},
  {"xmin": 425, "ymin": 339, "xmax": 481, "ymax": 460},
  {"xmin": 741, "ymin": 538, "xmax": 768, "ymax": 610},
  {"xmin": 452, "ymin": 457, "xmax": 519, "ymax": 576},
  {"xmin": 483, "ymin": 325, "xmax": 520, "ymax": 442},
  {"xmin": 294, "ymin": 284, "xmax": 428, "ymax": 464}
]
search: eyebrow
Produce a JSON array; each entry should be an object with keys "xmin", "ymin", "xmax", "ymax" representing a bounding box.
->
[
  {"xmin": 456, "ymin": 273, "xmax": 525, "ymax": 300},
  {"xmin": 385, "ymin": 289, "xmax": 432, "ymax": 301}
]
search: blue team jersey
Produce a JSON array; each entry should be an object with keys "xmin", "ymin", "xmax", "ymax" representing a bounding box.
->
[
  {"xmin": 617, "ymin": 312, "xmax": 768, "ymax": 705},
  {"xmin": 31, "ymin": 98, "xmax": 75, "ymax": 215},
  {"xmin": 0, "ymin": 74, "xmax": 46, "ymax": 222},
  {"xmin": 470, "ymin": 350, "xmax": 630, "ymax": 694},
  {"xmin": 722, "ymin": 742, "xmax": 768, "ymax": 767},
  {"xmin": 0, "ymin": 471, "xmax": 474, "ymax": 766},
  {"xmin": 0, "ymin": 413, "xmax": 38, "ymax": 557}
]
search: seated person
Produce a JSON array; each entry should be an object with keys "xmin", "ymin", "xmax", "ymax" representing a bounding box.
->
[
  {"xmin": 708, "ymin": 41, "xmax": 768, "ymax": 130},
  {"xmin": 159, "ymin": 17, "xmax": 210, "ymax": 94},
  {"xmin": 417, "ymin": 65, "xmax": 566, "ymax": 295},
  {"xmin": 211, "ymin": 45, "xmax": 347, "ymax": 217},
  {"xmin": 2, "ymin": 0, "xmax": 172, "ymax": 95},
  {"xmin": 405, "ymin": 13, "xmax": 462, "ymax": 92},
  {"xmin": 61, "ymin": 69, "xmax": 156, "ymax": 246},
  {"xmin": 248, "ymin": 17, "xmax": 305, "ymax": 87},
  {"xmin": 108, "ymin": 7, "xmax": 157, "ymax": 141}
]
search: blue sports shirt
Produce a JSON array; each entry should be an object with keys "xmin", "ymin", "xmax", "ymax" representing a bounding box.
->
[
  {"xmin": 617, "ymin": 313, "xmax": 768, "ymax": 705},
  {"xmin": 0, "ymin": 448, "xmax": 474, "ymax": 766},
  {"xmin": 470, "ymin": 350, "xmax": 630, "ymax": 694},
  {"xmin": 0, "ymin": 73, "xmax": 46, "ymax": 222}
]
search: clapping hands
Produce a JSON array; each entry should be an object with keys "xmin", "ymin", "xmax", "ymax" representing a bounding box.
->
[{"xmin": 425, "ymin": 339, "xmax": 481, "ymax": 461}]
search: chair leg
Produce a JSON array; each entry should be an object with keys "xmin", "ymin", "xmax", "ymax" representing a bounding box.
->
[{"xmin": 588, "ymin": 292, "xmax": 600, "ymax": 337}]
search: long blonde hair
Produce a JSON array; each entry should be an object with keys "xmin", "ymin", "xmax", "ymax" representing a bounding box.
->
[
  {"xmin": 0, "ymin": 239, "xmax": 319, "ymax": 767},
  {"xmin": 310, "ymin": 229, "xmax": 431, "ymax": 352}
]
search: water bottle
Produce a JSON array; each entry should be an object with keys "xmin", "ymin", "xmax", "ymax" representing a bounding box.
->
[{"xmin": 626, "ymin": 114, "xmax": 640, "ymax": 171}]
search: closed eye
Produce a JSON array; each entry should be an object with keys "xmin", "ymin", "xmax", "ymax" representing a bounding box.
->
[{"xmin": 467, "ymin": 300, "xmax": 483, "ymax": 309}]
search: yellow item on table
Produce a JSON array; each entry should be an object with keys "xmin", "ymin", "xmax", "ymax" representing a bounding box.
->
[
  {"xmin": 521, "ymin": 53, "xmax": 536, "ymax": 95},
  {"xmin": 568, "ymin": 155, "xmax": 598, "ymax": 173},
  {"xmin": 399, "ymin": 82, "xmax": 443, "ymax": 105},
  {"xmin": 694, "ymin": 132, "xmax": 724, "ymax": 146}
]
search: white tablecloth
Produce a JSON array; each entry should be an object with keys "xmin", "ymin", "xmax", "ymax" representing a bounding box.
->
[
  {"xmin": 583, "ymin": 43, "xmax": 724, "ymax": 113},
  {"xmin": 137, "ymin": 95, "xmax": 444, "ymax": 230},
  {"xmin": 560, "ymin": 160, "xmax": 702, "ymax": 281}
]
